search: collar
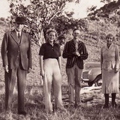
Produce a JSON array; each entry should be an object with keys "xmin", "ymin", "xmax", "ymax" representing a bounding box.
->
[
  {"xmin": 47, "ymin": 42, "xmax": 56, "ymax": 46},
  {"xmin": 106, "ymin": 43, "xmax": 113, "ymax": 49},
  {"xmin": 72, "ymin": 39, "xmax": 82, "ymax": 44},
  {"xmin": 14, "ymin": 29, "xmax": 22, "ymax": 35}
]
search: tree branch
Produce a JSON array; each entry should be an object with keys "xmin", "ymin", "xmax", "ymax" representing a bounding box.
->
[{"xmin": 48, "ymin": 2, "xmax": 66, "ymax": 24}]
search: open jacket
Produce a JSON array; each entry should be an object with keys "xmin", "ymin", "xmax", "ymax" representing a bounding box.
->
[{"xmin": 62, "ymin": 40, "xmax": 88, "ymax": 69}]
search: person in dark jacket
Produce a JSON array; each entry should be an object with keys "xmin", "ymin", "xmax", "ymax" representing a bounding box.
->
[
  {"xmin": 63, "ymin": 29, "xmax": 88, "ymax": 108},
  {"xmin": 1, "ymin": 16, "xmax": 32, "ymax": 116}
]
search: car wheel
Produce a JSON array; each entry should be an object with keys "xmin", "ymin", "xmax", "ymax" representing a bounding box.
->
[
  {"xmin": 96, "ymin": 79, "xmax": 102, "ymax": 86},
  {"xmin": 94, "ymin": 74, "xmax": 102, "ymax": 86}
]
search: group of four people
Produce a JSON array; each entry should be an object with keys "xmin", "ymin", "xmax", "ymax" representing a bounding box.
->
[{"xmin": 1, "ymin": 16, "xmax": 119, "ymax": 115}]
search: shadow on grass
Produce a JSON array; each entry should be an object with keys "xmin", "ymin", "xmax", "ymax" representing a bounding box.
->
[{"xmin": 1, "ymin": 84, "xmax": 120, "ymax": 120}]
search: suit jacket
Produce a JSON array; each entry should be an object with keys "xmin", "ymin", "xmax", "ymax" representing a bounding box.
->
[
  {"xmin": 62, "ymin": 40, "xmax": 88, "ymax": 69},
  {"xmin": 1, "ymin": 30, "xmax": 32, "ymax": 70}
]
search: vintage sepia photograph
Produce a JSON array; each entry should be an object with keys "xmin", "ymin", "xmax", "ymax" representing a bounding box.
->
[{"xmin": 0, "ymin": 0, "xmax": 120, "ymax": 120}]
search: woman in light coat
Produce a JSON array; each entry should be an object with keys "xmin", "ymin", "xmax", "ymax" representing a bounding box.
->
[{"xmin": 101, "ymin": 33, "xmax": 119, "ymax": 108}]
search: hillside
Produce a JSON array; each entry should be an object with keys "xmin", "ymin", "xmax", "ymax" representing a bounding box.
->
[{"xmin": 79, "ymin": 1, "xmax": 120, "ymax": 62}]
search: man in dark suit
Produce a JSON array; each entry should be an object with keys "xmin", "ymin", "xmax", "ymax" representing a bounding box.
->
[
  {"xmin": 63, "ymin": 29, "xmax": 88, "ymax": 108},
  {"xmin": 1, "ymin": 16, "xmax": 32, "ymax": 115}
]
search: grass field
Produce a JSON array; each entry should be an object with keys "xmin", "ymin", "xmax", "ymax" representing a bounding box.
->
[{"xmin": 0, "ymin": 84, "xmax": 120, "ymax": 120}]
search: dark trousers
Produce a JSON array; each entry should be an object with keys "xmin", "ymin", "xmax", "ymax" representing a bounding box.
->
[{"xmin": 5, "ymin": 67, "xmax": 27, "ymax": 112}]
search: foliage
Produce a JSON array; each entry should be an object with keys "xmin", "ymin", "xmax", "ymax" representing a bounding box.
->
[
  {"xmin": 7, "ymin": 0, "xmax": 120, "ymax": 45},
  {"xmin": 8, "ymin": 0, "xmax": 71, "ymax": 45},
  {"xmin": 7, "ymin": 0, "xmax": 90, "ymax": 45},
  {"xmin": 51, "ymin": 16, "xmax": 88, "ymax": 35},
  {"xmin": 100, "ymin": 0, "xmax": 119, "ymax": 3}
]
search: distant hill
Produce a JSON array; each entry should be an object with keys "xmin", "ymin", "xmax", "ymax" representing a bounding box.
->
[{"xmin": 76, "ymin": 1, "xmax": 120, "ymax": 62}]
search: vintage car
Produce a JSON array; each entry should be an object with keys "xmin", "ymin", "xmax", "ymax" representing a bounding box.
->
[{"xmin": 82, "ymin": 62, "xmax": 102, "ymax": 86}]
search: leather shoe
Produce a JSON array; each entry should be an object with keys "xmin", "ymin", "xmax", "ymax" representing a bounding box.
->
[
  {"xmin": 112, "ymin": 102, "xmax": 117, "ymax": 108},
  {"xmin": 56, "ymin": 107, "xmax": 67, "ymax": 113},
  {"xmin": 74, "ymin": 103, "xmax": 81, "ymax": 108},
  {"xmin": 18, "ymin": 111, "xmax": 27, "ymax": 116},
  {"xmin": 103, "ymin": 104, "xmax": 109, "ymax": 109}
]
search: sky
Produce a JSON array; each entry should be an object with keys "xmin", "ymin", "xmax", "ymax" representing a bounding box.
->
[
  {"xmin": 0, "ymin": 0, "xmax": 109, "ymax": 19},
  {"xmin": 64, "ymin": 0, "xmax": 105, "ymax": 19},
  {"xmin": 0, "ymin": 0, "xmax": 30, "ymax": 18},
  {"xmin": 0, "ymin": 0, "xmax": 10, "ymax": 18}
]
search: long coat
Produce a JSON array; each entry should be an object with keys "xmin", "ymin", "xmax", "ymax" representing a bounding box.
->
[
  {"xmin": 101, "ymin": 44, "xmax": 119, "ymax": 94},
  {"xmin": 1, "ymin": 30, "xmax": 32, "ymax": 70}
]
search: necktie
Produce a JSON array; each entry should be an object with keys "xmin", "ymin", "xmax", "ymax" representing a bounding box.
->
[{"xmin": 18, "ymin": 32, "xmax": 21, "ymax": 39}]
